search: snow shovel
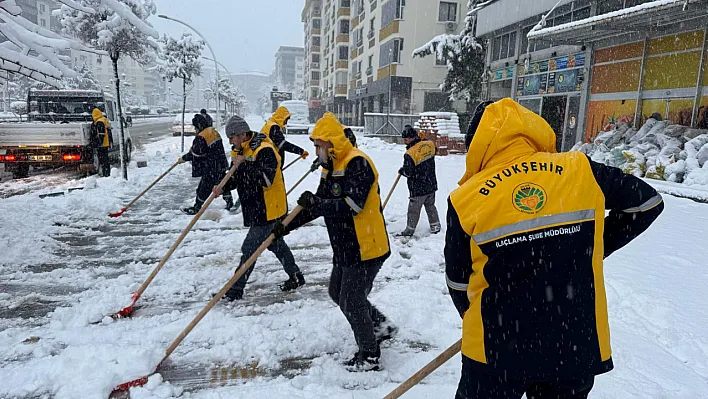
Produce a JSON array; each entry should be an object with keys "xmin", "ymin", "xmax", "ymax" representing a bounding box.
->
[
  {"xmin": 286, "ymin": 159, "xmax": 320, "ymax": 196},
  {"xmin": 382, "ymin": 339, "xmax": 462, "ymax": 399},
  {"xmin": 227, "ymin": 156, "xmax": 306, "ymax": 214},
  {"xmin": 108, "ymin": 161, "xmax": 180, "ymax": 217},
  {"xmin": 109, "ymin": 161, "xmax": 242, "ymax": 319},
  {"xmin": 382, "ymin": 173, "xmax": 402, "ymax": 210},
  {"xmin": 111, "ymin": 206, "xmax": 304, "ymax": 394}
]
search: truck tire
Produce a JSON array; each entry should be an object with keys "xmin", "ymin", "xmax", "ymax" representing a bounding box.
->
[{"xmin": 12, "ymin": 163, "xmax": 30, "ymax": 179}]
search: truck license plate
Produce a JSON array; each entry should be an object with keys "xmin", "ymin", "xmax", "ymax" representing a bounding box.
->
[{"xmin": 30, "ymin": 155, "xmax": 52, "ymax": 161}]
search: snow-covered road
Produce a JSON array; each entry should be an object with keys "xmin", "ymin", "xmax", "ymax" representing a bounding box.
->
[{"xmin": 1, "ymin": 115, "xmax": 707, "ymax": 399}]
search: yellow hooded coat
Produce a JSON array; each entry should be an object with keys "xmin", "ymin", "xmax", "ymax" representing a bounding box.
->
[
  {"xmin": 91, "ymin": 108, "xmax": 112, "ymax": 148},
  {"xmin": 448, "ymin": 98, "xmax": 617, "ymax": 379},
  {"xmin": 309, "ymin": 115, "xmax": 389, "ymax": 263},
  {"xmin": 260, "ymin": 106, "xmax": 291, "ymax": 139}
]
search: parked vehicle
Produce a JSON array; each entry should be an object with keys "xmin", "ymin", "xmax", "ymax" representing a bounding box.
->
[
  {"xmin": 0, "ymin": 90, "xmax": 132, "ymax": 179},
  {"xmin": 172, "ymin": 113, "xmax": 196, "ymax": 136},
  {"xmin": 279, "ymin": 100, "xmax": 310, "ymax": 135}
]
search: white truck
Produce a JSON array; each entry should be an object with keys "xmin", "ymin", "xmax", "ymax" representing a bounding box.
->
[
  {"xmin": 279, "ymin": 100, "xmax": 311, "ymax": 135},
  {"xmin": 0, "ymin": 90, "xmax": 132, "ymax": 179}
]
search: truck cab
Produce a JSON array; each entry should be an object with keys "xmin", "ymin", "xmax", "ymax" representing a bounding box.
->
[{"xmin": 0, "ymin": 90, "xmax": 132, "ymax": 179}]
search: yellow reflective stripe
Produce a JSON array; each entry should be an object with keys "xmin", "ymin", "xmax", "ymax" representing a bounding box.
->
[
  {"xmin": 622, "ymin": 194, "xmax": 663, "ymax": 213},
  {"xmin": 446, "ymin": 273, "xmax": 468, "ymax": 291},
  {"xmin": 245, "ymin": 156, "xmax": 257, "ymax": 162},
  {"xmin": 331, "ymin": 170, "xmax": 346, "ymax": 177},
  {"xmin": 345, "ymin": 196, "xmax": 363, "ymax": 213},
  {"xmin": 473, "ymin": 209, "xmax": 596, "ymax": 244}
]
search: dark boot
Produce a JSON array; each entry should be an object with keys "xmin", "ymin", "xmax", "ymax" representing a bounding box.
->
[
  {"xmin": 224, "ymin": 195, "xmax": 234, "ymax": 211},
  {"xmin": 181, "ymin": 205, "xmax": 200, "ymax": 215},
  {"xmin": 375, "ymin": 320, "xmax": 399, "ymax": 345},
  {"xmin": 279, "ymin": 271, "xmax": 305, "ymax": 292},
  {"xmin": 221, "ymin": 286, "xmax": 243, "ymax": 301},
  {"xmin": 344, "ymin": 347, "xmax": 381, "ymax": 372}
]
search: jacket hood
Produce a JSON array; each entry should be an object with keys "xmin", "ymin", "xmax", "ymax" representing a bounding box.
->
[
  {"xmin": 260, "ymin": 106, "xmax": 291, "ymax": 136},
  {"xmin": 92, "ymin": 108, "xmax": 104, "ymax": 122},
  {"xmin": 310, "ymin": 113, "xmax": 352, "ymax": 161},
  {"xmin": 459, "ymin": 98, "xmax": 557, "ymax": 185}
]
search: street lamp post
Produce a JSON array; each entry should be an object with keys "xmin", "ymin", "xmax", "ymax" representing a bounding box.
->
[{"xmin": 158, "ymin": 14, "xmax": 220, "ymax": 130}]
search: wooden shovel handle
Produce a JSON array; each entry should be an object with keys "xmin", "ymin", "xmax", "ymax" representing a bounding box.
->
[
  {"xmin": 161, "ymin": 206, "xmax": 304, "ymax": 362},
  {"xmin": 125, "ymin": 161, "xmax": 180, "ymax": 209},
  {"xmin": 382, "ymin": 173, "xmax": 402, "ymax": 210},
  {"xmin": 382, "ymin": 339, "xmax": 462, "ymax": 399},
  {"xmin": 134, "ymin": 161, "xmax": 240, "ymax": 299}
]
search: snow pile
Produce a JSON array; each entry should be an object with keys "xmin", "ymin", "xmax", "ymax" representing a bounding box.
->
[
  {"xmin": 573, "ymin": 118, "xmax": 708, "ymax": 188},
  {"xmin": 415, "ymin": 112, "xmax": 462, "ymax": 138}
]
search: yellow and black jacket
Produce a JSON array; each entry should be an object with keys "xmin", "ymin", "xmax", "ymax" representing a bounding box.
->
[
  {"xmin": 91, "ymin": 109, "xmax": 113, "ymax": 149},
  {"xmin": 224, "ymin": 135, "xmax": 287, "ymax": 227},
  {"xmin": 289, "ymin": 115, "xmax": 390, "ymax": 266},
  {"xmin": 400, "ymin": 137, "xmax": 437, "ymax": 197},
  {"xmin": 182, "ymin": 127, "xmax": 228, "ymax": 178},
  {"xmin": 261, "ymin": 106, "xmax": 305, "ymax": 165},
  {"xmin": 445, "ymin": 98, "xmax": 663, "ymax": 380}
]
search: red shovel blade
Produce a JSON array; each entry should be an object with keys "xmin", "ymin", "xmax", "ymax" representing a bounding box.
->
[
  {"xmin": 110, "ymin": 292, "xmax": 140, "ymax": 319},
  {"xmin": 108, "ymin": 207, "xmax": 127, "ymax": 218},
  {"xmin": 112, "ymin": 375, "xmax": 150, "ymax": 393}
]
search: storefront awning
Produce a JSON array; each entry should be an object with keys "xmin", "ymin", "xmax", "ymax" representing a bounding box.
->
[{"xmin": 527, "ymin": 0, "xmax": 708, "ymax": 45}]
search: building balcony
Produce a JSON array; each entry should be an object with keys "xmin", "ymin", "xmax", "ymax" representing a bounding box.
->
[
  {"xmin": 351, "ymin": 15, "xmax": 360, "ymax": 28},
  {"xmin": 336, "ymin": 34, "xmax": 349, "ymax": 43},
  {"xmin": 379, "ymin": 20, "xmax": 399, "ymax": 41},
  {"xmin": 336, "ymin": 60, "xmax": 348, "ymax": 70},
  {"xmin": 350, "ymin": 48, "xmax": 358, "ymax": 59},
  {"xmin": 312, "ymin": 46, "xmax": 321, "ymax": 53},
  {"xmin": 335, "ymin": 85, "xmax": 348, "ymax": 96},
  {"xmin": 377, "ymin": 64, "xmax": 397, "ymax": 80},
  {"xmin": 337, "ymin": 7, "xmax": 350, "ymax": 17},
  {"xmin": 311, "ymin": 27, "xmax": 321, "ymax": 35},
  {"xmin": 310, "ymin": 80, "xmax": 320, "ymax": 86}
]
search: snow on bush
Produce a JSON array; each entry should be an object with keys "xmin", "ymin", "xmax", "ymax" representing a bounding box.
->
[{"xmin": 574, "ymin": 118, "xmax": 708, "ymax": 187}]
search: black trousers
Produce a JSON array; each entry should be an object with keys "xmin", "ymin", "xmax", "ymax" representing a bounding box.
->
[
  {"xmin": 97, "ymin": 147, "xmax": 110, "ymax": 177},
  {"xmin": 456, "ymin": 356, "xmax": 595, "ymax": 399},
  {"xmin": 194, "ymin": 174, "xmax": 231, "ymax": 208},
  {"xmin": 328, "ymin": 258, "xmax": 388, "ymax": 353}
]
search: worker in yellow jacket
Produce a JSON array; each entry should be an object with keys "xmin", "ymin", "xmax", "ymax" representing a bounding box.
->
[
  {"xmin": 91, "ymin": 108, "xmax": 113, "ymax": 177},
  {"xmin": 271, "ymin": 114, "xmax": 396, "ymax": 372},
  {"xmin": 446, "ymin": 98, "xmax": 663, "ymax": 398}
]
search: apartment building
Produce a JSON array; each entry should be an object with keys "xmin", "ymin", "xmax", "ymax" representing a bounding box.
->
[
  {"xmin": 346, "ymin": 0, "xmax": 469, "ymax": 125},
  {"xmin": 302, "ymin": 0, "xmax": 324, "ymax": 121},
  {"xmin": 476, "ymin": 0, "xmax": 708, "ymax": 151},
  {"xmin": 274, "ymin": 46, "xmax": 305, "ymax": 95},
  {"xmin": 318, "ymin": 0, "xmax": 352, "ymax": 123}
]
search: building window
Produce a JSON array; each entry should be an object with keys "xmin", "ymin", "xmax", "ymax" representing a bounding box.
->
[
  {"xmin": 369, "ymin": 17, "xmax": 376, "ymax": 38},
  {"xmin": 313, "ymin": 18, "xmax": 321, "ymax": 29},
  {"xmin": 435, "ymin": 56, "xmax": 446, "ymax": 66},
  {"xmin": 311, "ymin": 88, "xmax": 319, "ymax": 97},
  {"xmin": 338, "ymin": 46, "xmax": 349, "ymax": 60},
  {"xmin": 381, "ymin": 0, "xmax": 404, "ymax": 27},
  {"xmin": 340, "ymin": 0, "xmax": 351, "ymax": 7},
  {"xmin": 312, "ymin": 71, "xmax": 321, "ymax": 80},
  {"xmin": 40, "ymin": 3, "xmax": 45, "ymax": 12},
  {"xmin": 339, "ymin": 19, "xmax": 350, "ymax": 34},
  {"xmin": 336, "ymin": 71, "xmax": 348, "ymax": 85},
  {"xmin": 438, "ymin": 2, "xmax": 457, "ymax": 22},
  {"xmin": 312, "ymin": 54, "xmax": 320, "ymax": 63},
  {"xmin": 491, "ymin": 31, "xmax": 516, "ymax": 61},
  {"xmin": 40, "ymin": 19, "xmax": 46, "ymax": 27},
  {"xmin": 312, "ymin": 36, "xmax": 321, "ymax": 46},
  {"xmin": 379, "ymin": 38, "xmax": 403, "ymax": 67}
]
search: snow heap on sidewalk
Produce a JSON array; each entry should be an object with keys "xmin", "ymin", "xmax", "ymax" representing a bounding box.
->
[
  {"xmin": 415, "ymin": 112, "xmax": 462, "ymax": 138},
  {"xmin": 573, "ymin": 118, "xmax": 708, "ymax": 187}
]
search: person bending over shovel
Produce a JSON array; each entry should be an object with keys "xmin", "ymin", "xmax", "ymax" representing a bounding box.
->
[
  {"xmin": 212, "ymin": 115, "xmax": 305, "ymax": 300},
  {"xmin": 179, "ymin": 114, "xmax": 234, "ymax": 214},
  {"xmin": 271, "ymin": 114, "xmax": 397, "ymax": 372}
]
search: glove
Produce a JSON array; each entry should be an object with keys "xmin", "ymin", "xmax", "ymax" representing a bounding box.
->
[
  {"xmin": 398, "ymin": 167, "xmax": 408, "ymax": 177},
  {"xmin": 178, "ymin": 157, "xmax": 184, "ymax": 164},
  {"xmin": 297, "ymin": 191, "xmax": 318, "ymax": 209},
  {"xmin": 249, "ymin": 132, "xmax": 266, "ymax": 151},
  {"xmin": 310, "ymin": 158, "xmax": 321, "ymax": 172},
  {"xmin": 301, "ymin": 151, "xmax": 309, "ymax": 160},
  {"xmin": 271, "ymin": 221, "xmax": 289, "ymax": 240}
]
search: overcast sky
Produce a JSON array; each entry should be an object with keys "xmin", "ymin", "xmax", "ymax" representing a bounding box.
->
[{"xmin": 150, "ymin": 0, "xmax": 304, "ymax": 75}]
